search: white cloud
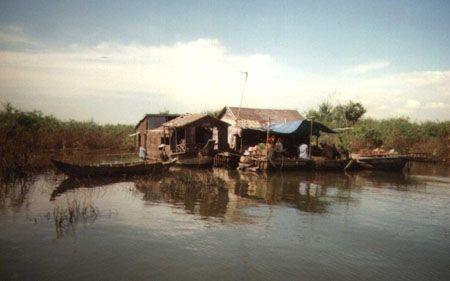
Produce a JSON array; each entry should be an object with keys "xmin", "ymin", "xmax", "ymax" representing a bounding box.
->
[
  {"xmin": 0, "ymin": 37, "xmax": 449, "ymax": 123},
  {"xmin": 0, "ymin": 26, "xmax": 40, "ymax": 47},
  {"xmin": 344, "ymin": 60, "xmax": 391, "ymax": 74},
  {"xmin": 406, "ymin": 99, "xmax": 420, "ymax": 108},
  {"xmin": 426, "ymin": 102, "xmax": 445, "ymax": 109}
]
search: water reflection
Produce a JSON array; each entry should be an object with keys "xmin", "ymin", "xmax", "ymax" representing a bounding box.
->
[
  {"xmin": 50, "ymin": 176, "xmax": 131, "ymax": 200},
  {"xmin": 53, "ymin": 198, "xmax": 98, "ymax": 238},
  {"xmin": 0, "ymin": 176, "xmax": 35, "ymax": 209},
  {"xmin": 228, "ymin": 171, "xmax": 356, "ymax": 213},
  {"xmin": 5, "ymin": 166, "xmax": 430, "ymax": 240},
  {"xmin": 349, "ymin": 170, "xmax": 423, "ymax": 190},
  {"xmin": 135, "ymin": 171, "xmax": 229, "ymax": 218},
  {"xmin": 48, "ymin": 168, "xmax": 427, "ymax": 221}
]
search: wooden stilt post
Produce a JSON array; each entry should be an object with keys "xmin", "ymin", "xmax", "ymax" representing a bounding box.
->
[
  {"xmin": 266, "ymin": 117, "xmax": 271, "ymax": 155},
  {"xmin": 309, "ymin": 118, "xmax": 314, "ymax": 158}
]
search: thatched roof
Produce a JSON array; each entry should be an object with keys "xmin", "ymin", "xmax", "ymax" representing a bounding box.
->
[{"xmin": 218, "ymin": 106, "xmax": 304, "ymax": 129}]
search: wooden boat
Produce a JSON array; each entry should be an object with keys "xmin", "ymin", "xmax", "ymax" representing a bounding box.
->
[
  {"xmin": 238, "ymin": 156, "xmax": 313, "ymax": 171},
  {"xmin": 174, "ymin": 154, "xmax": 213, "ymax": 167},
  {"xmin": 346, "ymin": 155, "xmax": 409, "ymax": 171},
  {"xmin": 51, "ymin": 158, "xmax": 175, "ymax": 177},
  {"xmin": 264, "ymin": 157, "xmax": 313, "ymax": 171},
  {"xmin": 312, "ymin": 157, "xmax": 350, "ymax": 171}
]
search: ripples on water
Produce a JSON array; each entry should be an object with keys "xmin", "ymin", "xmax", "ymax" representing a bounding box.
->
[{"xmin": 0, "ymin": 163, "xmax": 449, "ymax": 281}]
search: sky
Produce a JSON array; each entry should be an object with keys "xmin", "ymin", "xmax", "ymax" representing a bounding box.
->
[{"xmin": 0, "ymin": 0, "xmax": 449, "ymax": 124}]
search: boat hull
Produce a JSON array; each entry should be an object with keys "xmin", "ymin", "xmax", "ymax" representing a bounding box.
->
[
  {"xmin": 353, "ymin": 156, "xmax": 408, "ymax": 171},
  {"xmin": 51, "ymin": 159, "xmax": 170, "ymax": 177},
  {"xmin": 313, "ymin": 159, "xmax": 349, "ymax": 171},
  {"xmin": 238, "ymin": 158, "xmax": 313, "ymax": 171},
  {"xmin": 175, "ymin": 155, "xmax": 213, "ymax": 167}
]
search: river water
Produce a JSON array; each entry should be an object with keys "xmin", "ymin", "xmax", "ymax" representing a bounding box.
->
[{"xmin": 1, "ymin": 163, "xmax": 449, "ymax": 280}]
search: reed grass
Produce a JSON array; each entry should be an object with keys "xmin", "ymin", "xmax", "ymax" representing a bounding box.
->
[
  {"xmin": 0, "ymin": 103, "xmax": 134, "ymax": 178},
  {"xmin": 306, "ymin": 102, "xmax": 449, "ymax": 161},
  {"xmin": 53, "ymin": 199, "xmax": 98, "ymax": 238}
]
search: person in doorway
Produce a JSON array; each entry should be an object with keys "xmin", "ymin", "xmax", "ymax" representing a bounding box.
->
[
  {"xmin": 268, "ymin": 135, "xmax": 276, "ymax": 145},
  {"xmin": 298, "ymin": 143, "xmax": 309, "ymax": 159},
  {"xmin": 158, "ymin": 144, "xmax": 169, "ymax": 161},
  {"xmin": 275, "ymin": 137, "xmax": 284, "ymax": 152},
  {"xmin": 139, "ymin": 146, "xmax": 147, "ymax": 160},
  {"xmin": 178, "ymin": 138, "xmax": 186, "ymax": 152}
]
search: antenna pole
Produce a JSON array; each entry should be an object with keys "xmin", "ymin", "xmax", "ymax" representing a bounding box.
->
[{"xmin": 236, "ymin": 71, "xmax": 248, "ymax": 120}]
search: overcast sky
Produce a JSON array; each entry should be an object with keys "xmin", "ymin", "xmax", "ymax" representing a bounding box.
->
[{"xmin": 0, "ymin": 0, "xmax": 449, "ymax": 124}]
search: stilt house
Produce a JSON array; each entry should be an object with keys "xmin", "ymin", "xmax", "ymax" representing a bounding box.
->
[
  {"xmin": 217, "ymin": 106, "xmax": 304, "ymax": 151},
  {"xmin": 144, "ymin": 114, "xmax": 229, "ymax": 159},
  {"xmin": 134, "ymin": 113, "xmax": 180, "ymax": 150}
]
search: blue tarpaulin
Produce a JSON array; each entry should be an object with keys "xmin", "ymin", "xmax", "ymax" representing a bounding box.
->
[{"xmin": 256, "ymin": 120, "xmax": 336, "ymax": 136}]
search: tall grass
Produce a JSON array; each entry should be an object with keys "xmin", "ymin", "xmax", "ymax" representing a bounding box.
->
[
  {"xmin": 305, "ymin": 101, "xmax": 449, "ymax": 161},
  {"xmin": 0, "ymin": 103, "xmax": 134, "ymax": 178},
  {"xmin": 53, "ymin": 199, "xmax": 98, "ymax": 238},
  {"xmin": 324, "ymin": 117, "xmax": 450, "ymax": 160}
]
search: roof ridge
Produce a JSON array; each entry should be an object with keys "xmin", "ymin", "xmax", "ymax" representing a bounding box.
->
[{"xmin": 227, "ymin": 106, "xmax": 299, "ymax": 111}]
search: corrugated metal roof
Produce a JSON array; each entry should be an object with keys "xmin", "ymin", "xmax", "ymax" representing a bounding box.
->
[
  {"xmin": 134, "ymin": 113, "xmax": 180, "ymax": 129},
  {"xmin": 162, "ymin": 114, "xmax": 228, "ymax": 128},
  {"xmin": 220, "ymin": 106, "xmax": 304, "ymax": 129}
]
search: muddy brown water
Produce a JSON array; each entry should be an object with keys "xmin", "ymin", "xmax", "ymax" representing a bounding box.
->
[{"xmin": 1, "ymin": 162, "xmax": 449, "ymax": 281}]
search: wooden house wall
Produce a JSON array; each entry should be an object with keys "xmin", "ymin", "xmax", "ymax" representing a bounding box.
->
[
  {"xmin": 140, "ymin": 115, "xmax": 230, "ymax": 158},
  {"xmin": 219, "ymin": 109, "xmax": 242, "ymax": 149},
  {"xmin": 181, "ymin": 125, "xmax": 228, "ymax": 152},
  {"xmin": 146, "ymin": 129, "xmax": 167, "ymax": 159},
  {"xmin": 135, "ymin": 115, "xmax": 179, "ymax": 150},
  {"xmin": 185, "ymin": 127, "xmax": 196, "ymax": 150},
  {"xmin": 217, "ymin": 127, "xmax": 228, "ymax": 150},
  {"xmin": 135, "ymin": 117, "xmax": 148, "ymax": 149}
]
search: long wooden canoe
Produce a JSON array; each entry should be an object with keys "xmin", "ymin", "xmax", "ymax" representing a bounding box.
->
[
  {"xmin": 175, "ymin": 155, "xmax": 213, "ymax": 167},
  {"xmin": 350, "ymin": 156, "xmax": 409, "ymax": 171},
  {"xmin": 312, "ymin": 158, "xmax": 350, "ymax": 171},
  {"xmin": 51, "ymin": 158, "xmax": 175, "ymax": 177}
]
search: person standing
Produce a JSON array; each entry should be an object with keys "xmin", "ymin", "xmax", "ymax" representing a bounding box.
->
[
  {"xmin": 275, "ymin": 137, "xmax": 284, "ymax": 152},
  {"xmin": 139, "ymin": 146, "xmax": 147, "ymax": 160},
  {"xmin": 298, "ymin": 143, "xmax": 309, "ymax": 159}
]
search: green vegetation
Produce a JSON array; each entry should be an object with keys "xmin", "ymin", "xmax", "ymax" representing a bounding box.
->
[
  {"xmin": 0, "ymin": 103, "xmax": 134, "ymax": 178},
  {"xmin": 158, "ymin": 109, "xmax": 171, "ymax": 114},
  {"xmin": 203, "ymin": 109, "xmax": 221, "ymax": 118},
  {"xmin": 306, "ymin": 101, "xmax": 366, "ymax": 128},
  {"xmin": 307, "ymin": 101, "xmax": 450, "ymax": 160}
]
